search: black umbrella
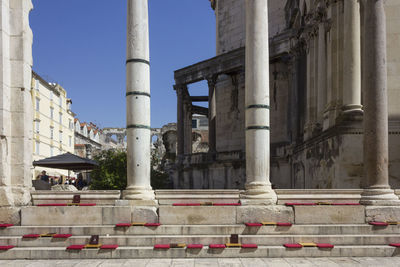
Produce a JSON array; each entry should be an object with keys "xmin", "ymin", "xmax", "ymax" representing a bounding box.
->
[{"xmin": 33, "ymin": 152, "xmax": 98, "ymax": 171}]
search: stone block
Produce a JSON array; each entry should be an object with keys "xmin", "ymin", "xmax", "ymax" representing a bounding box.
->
[
  {"xmin": 131, "ymin": 206, "xmax": 158, "ymax": 223},
  {"xmin": 159, "ymin": 206, "xmax": 236, "ymax": 225},
  {"xmin": 236, "ymin": 205, "xmax": 294, "ymax": 223},
  {"xmin": 365, "ymin": 206, "xmax": 400, "ymax": 222},
  {"xmin": 102, "ymin": 206, "xmax": 131, "ymax": 225},
  {"xmin": 0, "ymin": 206, "xmax": 20, "ymax": 224},
  {"xmin": 294, "ymin": 205, "xmax": 365, "ymax": 224},
  {"xmin": 21, "ymin": 206, "xmax": 102, "ymax": 226},
  {"xmin": 21, "ymin": 206, "xmax": 131, "ymax": 226}
]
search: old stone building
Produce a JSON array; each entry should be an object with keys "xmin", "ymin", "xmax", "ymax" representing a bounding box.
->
[{"xmin": 173, "ymin": 0, "xmax": 400, "ymax": 190}]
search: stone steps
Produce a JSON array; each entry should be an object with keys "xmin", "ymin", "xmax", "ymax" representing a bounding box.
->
[
  {"xmin": 0, "ymin": 245, "xmax": 397, "ymax": 259},
  {"xmin": 1, "ymin": 224, "xmax": 400, "ymax": 236},
  {"xmin": 0, "ymin": 234, "xmax": 400, "ymax": 247}
]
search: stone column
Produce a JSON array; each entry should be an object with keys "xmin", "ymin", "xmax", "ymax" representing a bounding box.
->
[
  {"xmin": 317, "ymin": 22, "xmax": 327, "ymax": 125},
  {"xmin": 342, "ymin": 0, "xmax": 363, "ymax": 115},
  {"xmin": 360, "ymin": 0, "xmax": 399, "ymax": 205},
  {"xmin": 240, "ymin": 0, "xmax": 277, "ymax": 205},
  {"xmin": 183, "ymin": 99, "xmax": 192, "ymax": 154},
  {"xmin": 207, "ymin": 77, "xmax": 217, "ymax": 153},
  {"xmin": 0, "ymin": 0, "xmax": 33, "ymax": 224},
  {"xmin": 175, "ymin": 85, "xmax": 185, "ymax": 157},
  {"xmin": 124, "ymin": 0, "xmax": 155, "ymax": 203}
]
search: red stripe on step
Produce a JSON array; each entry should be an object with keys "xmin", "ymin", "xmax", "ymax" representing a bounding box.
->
[
  {"xmin": 369, "ymin": 221, "xmax": 389, "ymax": 226},
  {"xmin": 209, "ymin": 244, "xmax": 226, "ymax": 248},
  {"xmin": 22, "ymin": 234, "xmax": 40, "ymax": 238},
  {"xmin": 187, "ymin": 244, "xmax": 203, "ymax": 249},
  {"xmin": 389, "ymin": 243, "xmax": 400, "ymax": 247},
  {"xmin": 245, "ymin": 223, "xmax": 263, "ymax": 227},
  {"xmin": 144, "ymin": 223, "xmax": 161, "ymax": 227},
  {"xmin": 53, "ymin": 234, "xmax": 72, "ymax": 238},
  {"xmin": 0, "ymin": 245, "xmax": 14, "ymax": 250},
  {"xmin": 276, "ymin": 222, "xmax": 292, "ymax": 227},
  {"xmin": 317, "ymin": 243, "xmax": 334, "ymax": 248},
  {"xmin": 37, "ymin": 204, "xmax": 67, "ymax": 206},
  {"xmin": 78, "ymin": 203, "xmax": 96, "ymax": 206},
  {"xmin": 66, "ymin": 245, "xmax": 85, "ymax": 250},
  {"xmin": 115, "ymin": 223, "xmax": 132, "ymax": 227},
  {"xmin": 100, "ymin": 244, "xmax": 118, "ymax": 249},
  {"xmin": 154, "ymin": 244, "xmax": 170, "ymax": 249},
  {"xmin": 284, "ymin": 243, "xmax": 302, "ymax": 248},
  {"xmin": 241, "ymin": 244, "xmax": 258, "ymax": 248},
  {"xmin": 0, "ymin": 224, "xmax": 13, "ymax": 228}
]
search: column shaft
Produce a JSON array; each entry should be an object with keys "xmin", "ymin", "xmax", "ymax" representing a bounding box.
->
[
  {"xmin": 124, "ymin": 0, "xmax": 155, "ymax": 202},
  {"xmin": 360, "ymin": 0, "xmax": 399, "ymax": 205},
  {"xmin": 342, "ymin": 0, "xmax": 362, "ymax": 113},
  {"xmin": 241, "ymin": 0, "xmax": 277, "ymax": 205},
  {"xmin": 176, "ymin": 85, "xmax": 185, "ymax": 157},
  {"xmin": 317, "ymin": 23, "xmax": 327, "ymax": 125},
  {"xmin": 207, "ymin": 78, "xmax": 216, "ymax": 153},
  {"xmin": 183, "ymin": 100, "xmax": 192, "ymax": 154}
]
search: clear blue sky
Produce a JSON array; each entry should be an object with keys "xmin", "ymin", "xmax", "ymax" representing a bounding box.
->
[{"xmin": 30, "ymin": 0, "xmax": 216, "ymax": 128}]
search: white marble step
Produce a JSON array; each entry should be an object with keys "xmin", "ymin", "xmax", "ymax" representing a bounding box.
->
[
  {"xmin": 0, "ymin": 245, "xmax": 396, "ymax": 259},
  {"xmin": 0, "ymin": 234, "xmax": 399, "ymax": 247},
  {"xmin": 1, "ymin": 224, "xmax": 400, "ymax": 236}
]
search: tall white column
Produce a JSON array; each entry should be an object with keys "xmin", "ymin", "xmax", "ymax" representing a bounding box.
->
[
  {"xmin": 360, "ymin": 0, "xmax": 399, "ymax": 205},
  {"xmin": 342, "ymin": 0, "xmax": 362, "ymax": 114},
  {"xmin": 124, "ymin": 0, "xmax": 155, "ymax": 203},
  {"xmin": 241, "ymin": 0, "xmax": 277, "ymax": 205}
]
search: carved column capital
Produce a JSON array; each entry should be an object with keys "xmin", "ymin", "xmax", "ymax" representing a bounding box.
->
[{"xmin": 174, "ymin": 84, "xmax": 187, "ymax": 97}]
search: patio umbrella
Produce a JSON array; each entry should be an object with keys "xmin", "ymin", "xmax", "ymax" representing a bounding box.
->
[{"xmin": 33, "ymin": 152, "xmax": 98, "ymax": 178}]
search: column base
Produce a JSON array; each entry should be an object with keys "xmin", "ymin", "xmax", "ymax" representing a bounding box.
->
[
  {"xmin": 240, "ymin": 182, "xmax": 277, "ymax": 205},
  {"xmin": 123, "ymin": 187, "xmax": 157, "ymax": 206},
  {"xmin": 360, "ymin": 188, "xmax": 400, "ymax": 206}
]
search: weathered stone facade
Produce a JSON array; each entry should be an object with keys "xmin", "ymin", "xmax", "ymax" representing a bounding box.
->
[{"xmin": 173, "ymin": 0, "xmax": 400, "ymax": 190}]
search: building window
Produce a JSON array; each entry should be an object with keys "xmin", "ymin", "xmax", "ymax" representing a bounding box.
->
[
  {"xmin": 69, "ymin": 119, "xmax": 72, "ymax": 130},
  {"xmin": 50, "ymin": 146, "xmax": 53, "ymax": 157},
  {"xmin": 50, "ymin": 127, "xmax": 54, "ymax": 139},
  {"xmin": 50, "ymin": 91, "xmax": 53, "ymax": 101},
  {"xmin": 35, "ymin": 98, "xmax": 40, "ymax": 111},
  {"xmin": 35, "ymin": 121, "xmax": 40, "ymax": 133},
  {"xmin": 192, "ymin": 119, "xmax": 198, "ymax": 129},
  {"xmin": 59, "ymin": 96, "xmax": 62, "ymax": 108},
  {"xmin": 35, "ymin": 141, "xmax": 40, "ymax": 155},
  {"xmin": 50, "ymin": 107, "xmax": 54, "ymax": 120},
  {"xmin": 69, "ymin": 136, "xmax": 72, "ymax": 147},
  {"xmin": 199, "ymin": 118, "xmax": 208, "ymax": 127},
  {"xmin": 59, "ymin": 132, "xmax": 62, "ymax": 144},
  {"xmin": 59, "ymin": 113, "xmax": 62, "ymax": 124},
  {"xmin": 35, "ymin": 79, "xmax": 39, "ymax": 90}
]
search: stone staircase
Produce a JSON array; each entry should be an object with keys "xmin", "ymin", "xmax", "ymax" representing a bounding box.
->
[{"xmin": 0, "ymin": 224, "xmax": 400, "ymax": 259}]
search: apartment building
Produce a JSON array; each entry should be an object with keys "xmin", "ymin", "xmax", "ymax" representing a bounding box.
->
[{"xmin": 31, "ymin": 72, "xmax": 75, "ymax": 179}]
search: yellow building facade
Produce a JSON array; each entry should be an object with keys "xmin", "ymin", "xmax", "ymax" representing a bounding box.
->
[{"xmin": 31, "ymin": 72, "xmax": 75, "ymax": 180}]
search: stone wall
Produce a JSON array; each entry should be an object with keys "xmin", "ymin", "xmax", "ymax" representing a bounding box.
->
[
  {"xmin": 385, "ymin": 0, "xmax": 400, "ymax": 120},
  {"xmin": 0, "ymin": 0, "xmax": 33, "ymax": 223},
  {"xmin": 215, "ymin": 73, "xmax": 245, "ymax": 152},
  {"xmin": 215, "ymin": 0, "xmax": 287, "ymax": 55}
]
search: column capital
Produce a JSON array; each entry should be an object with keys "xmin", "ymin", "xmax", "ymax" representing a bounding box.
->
[{"xmin": 206, "ymin": 75, "xmax": 218, "ymax": 88}]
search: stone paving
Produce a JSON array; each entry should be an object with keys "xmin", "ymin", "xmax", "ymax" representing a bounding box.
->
[{"xmin": 1, "ymin": 258, "xmax": 400, "ymax": 267}]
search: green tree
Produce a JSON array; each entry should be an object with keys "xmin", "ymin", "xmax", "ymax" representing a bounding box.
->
[
  {"xmin": 90, "ymin": 150, "xmax": 127, "ymax": 190},
  {"xmin": 90, "ymin": 149, "xmax": 170, "ymax": 190}
]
